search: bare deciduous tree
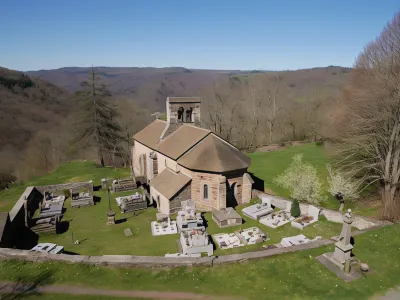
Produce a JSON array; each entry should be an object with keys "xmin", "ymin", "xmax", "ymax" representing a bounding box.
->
[
  {"xmin": 333, "ymin": 12, "xmax": 400, "ymax": 220},
  {"xmin": 203, "ymin": 79, "xmax": 240, "ymax": 144}
]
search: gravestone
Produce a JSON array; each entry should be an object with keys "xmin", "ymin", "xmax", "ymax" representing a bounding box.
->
[
  {"xmin": 124, "ymin": 228, "xmax": 133, "ymax": 237},
  {"xmin": 332, "ymin": 209, "xmax": 354, "ymax": 268},
  {"xmin": 316, "ymin": 209, "xmax": 363, "ymax": 281}
]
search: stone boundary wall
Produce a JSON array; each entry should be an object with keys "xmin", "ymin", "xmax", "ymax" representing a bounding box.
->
[
  {"xmin": 0, "ymin": 222, "xmax": 391, "ymax": 268},
  {"xmin": 252, "ymin": 190, "xmax": 389, "ymax": 230},
  {"xmin": 35, "ymin": 182, "xmax": 93, "ymax": 195},
  {"xmin": 0, "ymin": 240, "xmax": 333, "ymax": 268}
]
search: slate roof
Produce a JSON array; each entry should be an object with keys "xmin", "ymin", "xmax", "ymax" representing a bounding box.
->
[
  {"xmin": 133, "ymin": 119, "xmax": 167, "ymax": 150},
  {"xmin": 157, "ymin": 126, "xmax": 209, "ymax": 160},
  {"xmin": 133, "ymin": 121, "xmax": 250, "ymax": 173},
  {"xmin": 177, "ymin": 134, "xmax": 251, "ymax": 173},
  {"xmin": 150, "ymin": 169, "xmax": 191, "ymax": 199}
]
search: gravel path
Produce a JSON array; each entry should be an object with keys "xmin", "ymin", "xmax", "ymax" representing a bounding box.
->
[
  {"xmin": 0, "ymin": 281, "xmax": 243, "ymax": 300},
  {"xmin": 371, "ymin": 286, "xmax": 400, "ymax": 300}
]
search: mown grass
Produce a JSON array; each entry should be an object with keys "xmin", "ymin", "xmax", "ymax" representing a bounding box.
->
[
  {"xmin": 1, "ymin": 224, "xmax": 399, "ymax": 300},
  {"xmin": 248, "ymin": 143, "xmax": 379, "ymax": 217},
  {"xmin": 0, "ymin": 161, "xmax": 131, "ymax": 213}
]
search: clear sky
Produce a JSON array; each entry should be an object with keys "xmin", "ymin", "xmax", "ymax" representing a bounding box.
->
[{"xmin": 0, "ymin": 0, "xmax": 398, "ymax": 71}]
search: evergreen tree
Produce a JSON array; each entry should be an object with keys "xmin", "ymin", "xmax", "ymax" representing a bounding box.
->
[
  {"xmin": 74, "ymin": 68, "xmax": 122, "ymax": 166},
  {"xmin": 291, "ymin": 199, "xmax": 301, "ymax": 218}
]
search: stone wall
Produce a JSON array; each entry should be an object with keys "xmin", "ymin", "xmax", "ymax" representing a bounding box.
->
[
  {"xmin": 169, "ymin": 183, "xmax": 192, "ymax": 213},
  {"xmin": 171, "ymin": 183, "xmax": 191, "ymax": 203},
  {"xmin": 0, "ymin": 239, "xmax": 335, "ymax": 268},
  {"xmin": 191, "ymin": 172, "xmax": 226, "ymax": 211},
  {"xmin": 35, "ymin": 181, "xmax": 93, "ymax": 195},
  {"xmin": 241, "ymin": 173, "xmax": 253, "ymax": 204}
]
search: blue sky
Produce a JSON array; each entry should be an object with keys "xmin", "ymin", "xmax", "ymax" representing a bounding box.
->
[{"xmin": 0, "ymin": 0, "xmax": 398, "ymax": 71}]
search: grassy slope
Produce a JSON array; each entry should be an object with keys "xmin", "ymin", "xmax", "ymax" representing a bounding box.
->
[
  {"xmin": 0, "ymin": 161, "xmax": 131, "ymax": 213},
  {"xmin": 0, "ymin": 224, "xmax": 399, "ymax": 300},
  {"xmin": 248, "ymin": 143, "xmax": 378, "ymax": 217}
]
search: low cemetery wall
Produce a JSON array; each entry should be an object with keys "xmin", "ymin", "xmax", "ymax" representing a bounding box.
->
[
  {"xmin": 253, "ymin": 190, "xmax": 388, "ymax": 230},
  {"xmin": 35, "ymin": 182, "xmax": 92, "ymax": 195},
  {"xmin": 0, "ymin": 221, "xmax": 392, "ymax": 268}
]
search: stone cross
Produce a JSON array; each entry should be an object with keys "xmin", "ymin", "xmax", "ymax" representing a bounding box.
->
[{"xmin": 333, "ymin": 209, "xmax": 354, "ymax": 268}]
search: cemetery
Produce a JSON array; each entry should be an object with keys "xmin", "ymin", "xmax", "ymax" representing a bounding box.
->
[
  {"xmin": 1, "ymin": 171, "xmax": 373, "ymax": 258},
  {"xmin": 0, "ymin": 152, "xmax": 388, "ymax": 266}
]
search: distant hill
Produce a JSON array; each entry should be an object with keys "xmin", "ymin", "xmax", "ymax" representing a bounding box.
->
[
  {"xmin": 0, "ymin": 67, "xmax": 71, "ymax": 156},
  {"xmin": 27, "ymin": 66, "xmax": 351, "ymax": 112}
]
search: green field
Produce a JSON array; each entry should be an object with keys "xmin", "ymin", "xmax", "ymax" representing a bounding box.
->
[
  {"xmin": 1, "ymin": 224, "xmax": 399, "ymax": 300},
  {"xmin": 248, "ymin": 143, "xmax": 379, "ymax": 216}
]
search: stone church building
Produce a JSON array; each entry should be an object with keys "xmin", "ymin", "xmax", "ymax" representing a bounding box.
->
[{"xmin": 132, "ymin": 97, "xmax": 254, "ymax": 214}]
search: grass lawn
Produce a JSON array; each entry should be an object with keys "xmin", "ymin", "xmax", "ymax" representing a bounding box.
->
[
  {"xmin": 248, "ymin": 143, "xmax": 380, "ymax": 217},
  {"xmin": 0, "ymin": 161, "xmax": 131, "ymax": 213},
  {"xmin": 1, "ymin": 224, "xmax": 399, "ymax": 300}
]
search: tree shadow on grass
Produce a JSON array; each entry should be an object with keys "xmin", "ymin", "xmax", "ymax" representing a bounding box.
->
[{"xmin": 0, "ymin": 262, "xmax": 56, "ymax": 299}]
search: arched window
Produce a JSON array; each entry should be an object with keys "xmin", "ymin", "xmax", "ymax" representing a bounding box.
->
[
  {"xmin": 203, "ymin": 184, "xmax": 209, "ymax": 200},
  {"xmin": 185, "ymin": 107, "xmax": 193, "ymax": 123},
  {"xmin": 178, "ymin": 107, "xmax": 184, "ymax": 122}
]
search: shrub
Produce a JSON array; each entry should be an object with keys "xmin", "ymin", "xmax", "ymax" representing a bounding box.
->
[
  {"xmin": 326, "ymin": 165, "xmax": 360, "ymax": 201},
  {"xmin": 63, "ymin": 189, "xmax": 70, "ymax": 198},
  {"xmin": 291, "ymin": 199, "xmax": 301, "ymax": 217},
  {"xmin": 274, "ymin": 154, "xmax": 321, "ymax": 204},
  {"xmin": 316, "ymin": 140, "xmax": 324, "ymax": 146},
  {"xmin": 0, "ymin": 172, "xmax": 16, "ymax": 190}
]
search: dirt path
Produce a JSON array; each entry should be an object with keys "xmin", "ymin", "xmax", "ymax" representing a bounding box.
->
[
  {"xmin": 370, "ymin": 286, "xmax": 400, "ymax": 300},
  {"xmin": 0, "ymin": 281, "xmax": 243, "ymax": 300}
]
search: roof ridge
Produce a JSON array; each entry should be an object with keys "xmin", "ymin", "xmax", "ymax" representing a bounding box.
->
[{"xmin": 210, "ymin": 135, "xmax": 226, "ymax": 171}]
